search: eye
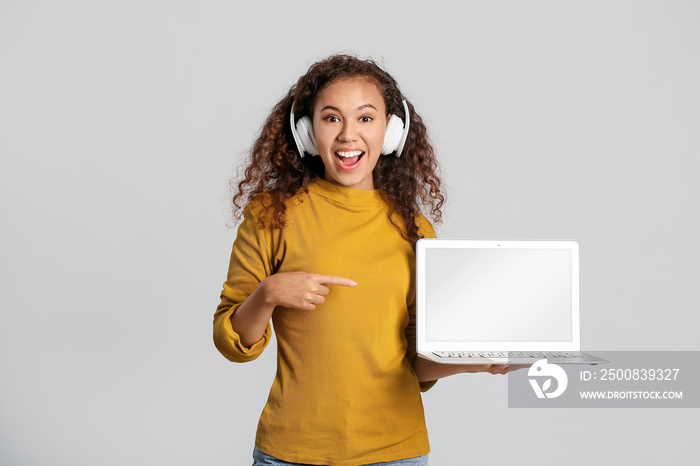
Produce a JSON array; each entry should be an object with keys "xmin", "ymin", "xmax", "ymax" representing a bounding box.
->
[
  {"xmin": 323, "ymin": 115, "xmax": 340, "ymax": 123},
  {"xmin": 359, "ymin": 115, "xmax": 373, "ymax": 123}
]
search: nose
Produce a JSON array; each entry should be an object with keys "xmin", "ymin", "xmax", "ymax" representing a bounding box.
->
[{"xmin": 337, "ymin": 120, "xmax": 358, "ymax": 142}]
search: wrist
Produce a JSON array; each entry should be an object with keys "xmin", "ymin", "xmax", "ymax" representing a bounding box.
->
[{"xmin": 257, "ymin": 276, "xmax": 277, "ymax": 308}]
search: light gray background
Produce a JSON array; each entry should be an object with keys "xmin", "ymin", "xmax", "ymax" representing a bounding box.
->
[{"xmin": 1, "ymin": 1, "xmax": 698, "ymax": 465}]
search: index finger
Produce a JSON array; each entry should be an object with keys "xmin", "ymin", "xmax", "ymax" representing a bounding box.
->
[
  {"xmin": 313, "ymin": 274, "xmax": 358, "ymax": 287},
  {"xmin": 507, "ymin": 364, "xmax": 532, "ymax": 372}
]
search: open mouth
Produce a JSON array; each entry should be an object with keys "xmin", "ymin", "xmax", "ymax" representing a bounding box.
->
[{"xmin": 335, "ymin": 150, "xmax": 365, "ymax": 169}]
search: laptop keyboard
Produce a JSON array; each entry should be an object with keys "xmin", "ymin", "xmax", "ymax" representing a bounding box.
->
[{"xmin": 433, "ymin": 351, "xmax": 582, "ymax": 359}]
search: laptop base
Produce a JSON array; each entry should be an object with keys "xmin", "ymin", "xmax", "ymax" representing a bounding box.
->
[{"xmin": 420, "ymin": 351, "xmax": 608, "ymax": 365}]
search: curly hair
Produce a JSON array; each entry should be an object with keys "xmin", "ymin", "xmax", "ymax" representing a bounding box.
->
[{"xmin": 231, "ymin": 54, "xmax": 444, "ymax": 245}]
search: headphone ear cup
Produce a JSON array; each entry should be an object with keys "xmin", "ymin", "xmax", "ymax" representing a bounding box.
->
[
  {"xmin": 382, "ymin": 100, "xmax": 411, "ymax": 157},
  {"xmin": 296, "ymin": 116, "xmax": 319, "ymax": 156},
  {"xmin": 382, "ymin": 115, "xmax": 404, "ymax": 155},
  {"xmin": 394, "ymin": 100, "xmax": 411, "ymax": 158}
]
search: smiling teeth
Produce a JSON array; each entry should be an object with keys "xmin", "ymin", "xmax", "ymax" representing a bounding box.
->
[{"xmin": 336, "ymin": 150, "xmax": 363, "ymax": 158}]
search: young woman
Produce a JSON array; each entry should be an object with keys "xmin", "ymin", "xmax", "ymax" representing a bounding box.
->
[{"xmin": 213, "ymin": 55, "xmax": 506, "ymax": 466}]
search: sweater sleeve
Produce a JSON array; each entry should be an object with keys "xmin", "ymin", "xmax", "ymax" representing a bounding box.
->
[
  {"xmin": 406, "ymin": 214, "xmax": 438, "ymax": 392},
  {"xmin": 213, "ymin": 204, "xmax": 276, "ymax": 362}
]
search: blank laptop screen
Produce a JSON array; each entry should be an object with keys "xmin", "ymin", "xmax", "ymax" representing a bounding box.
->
[{"xmin": 425, "ymin": 248, "xmax": 573, "ymax": 343}]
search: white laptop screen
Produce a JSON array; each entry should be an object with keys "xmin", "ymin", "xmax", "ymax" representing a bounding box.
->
[{"xmin": 424, "ymin": 247, "xmax": 573, "ymax": 343}]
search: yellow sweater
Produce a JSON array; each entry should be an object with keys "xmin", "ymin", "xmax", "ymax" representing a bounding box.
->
[{"xmin": 213, "ymin": 177, "xmax": 436, "ymax": 465}]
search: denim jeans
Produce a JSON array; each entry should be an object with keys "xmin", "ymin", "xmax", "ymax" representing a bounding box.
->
[{"xmin": 252, "ymin": 446, "xmax": 429, "ymax": 466}]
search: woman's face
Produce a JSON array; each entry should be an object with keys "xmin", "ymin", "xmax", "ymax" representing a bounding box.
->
[{"xmin": 312, "ymin": 77, "xmax": 388, "ymax": 191}]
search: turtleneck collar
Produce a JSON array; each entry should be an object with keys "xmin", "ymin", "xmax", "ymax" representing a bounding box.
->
[{"xmin": 306, "ymin": 177, "xmax": 385, "ymax": 207}]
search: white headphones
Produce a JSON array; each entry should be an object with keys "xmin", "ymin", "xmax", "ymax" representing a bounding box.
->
[{"xmin": 290, "ymin": 100, "xmax": 411, "ymax": 158}]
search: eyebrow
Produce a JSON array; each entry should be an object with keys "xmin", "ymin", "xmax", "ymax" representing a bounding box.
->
[{"xmin": 320, "ymin": 103, "xmax": 378, "ymax": 113}]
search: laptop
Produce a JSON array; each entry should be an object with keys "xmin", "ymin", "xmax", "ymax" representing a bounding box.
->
[{"xmin": 415, "ymin": 239, "xmax": 607, "ymax": 365}]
